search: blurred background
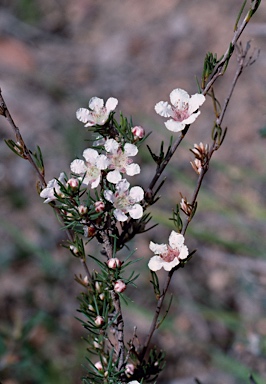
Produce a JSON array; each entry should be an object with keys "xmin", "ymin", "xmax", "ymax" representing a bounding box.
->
[{"xmin": 0, "ymin": 1, "xmax": 266, "ymax": 383}]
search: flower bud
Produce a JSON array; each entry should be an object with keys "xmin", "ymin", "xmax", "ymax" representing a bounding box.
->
[
  {"xmin": 95, "ymin": 281, "xmax": 102, "ymax": 292},
  {"xmin": 99, "ymin": 293, "xmax": 105, "ymax": 301},
  {"xmin": 78, "ymin": 205, "xmax": 88, "ymax": 215},
  {"xmin": 95, "ymin": 315, "xmax": 105, "ymax": 327},
  {"xmin": 83, "ymin": 225, "xmax": 96, "ymax": 238},
  {"xmin": 83, "ymin": 275, "xmax": 89, "ymax": 286},
  {"xmin": 114, "ymin": 280, "xmax": 126, "ymax": 293},
  {"xmin": 93, "ymin": 339, "xmax": 101, "ymax": 349},
  {"xmin": 125, "ymin": 363, "xmax": 135, "ymax": 377},
  {"xmin": 95, "ymin": 361, "xmax": 103, "ymax": 371},
  {"xmin": 190, "ymin": 158, "xmax": 202, "ymax": 174},
  {"xmin": 88, "ymin": 304, "xmax": 95, "ymax": 312},
  {"xmin": 131, "ymin": 125, "xmax": 145, "ymax": 140},
  {"xmin": 67, "ymin": 178, "xmax": 79, "ymax": 190},
  {"xmin": 95, "ymin": 201, "xmax": 105, "ymax": 212},
  {"xmin": 107, "ymin": 258, "xmax": 122, "ymax": 269},
  {"xmin": 69, "ymin": 245, "xmax": 79, "ymax": 255},
  {"xmin": 180, "ymin": 197, "xmax": 193, "ymax": 216}
]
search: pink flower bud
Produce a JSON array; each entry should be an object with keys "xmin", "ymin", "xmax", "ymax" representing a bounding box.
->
[
  {"xmin": 95, "ymin": 201, "xmax": 105, "ymax": 212},
  {"xmin": 107, "ymin": 258, "xmax": 122, "ymax": 269},
  {"xmin": 67, "ymin": 178, "xmax": 79, "ymax": 189},
  {"xmin": 114, "ymin": 280, "xmax": 126, "ymax": 293},
  {"xmin": 83, "ymin": 276, "xmax": 89, "ymax": 285},
  {"xmin": 95, "ymin": 361, "xmax": 103, "ymax": 371},
  {"xmin": 131, "ymin": 125, "xmax": 145, "ymax": 139},
  {"xmin": 125, "ymin": 363, "xmax": 135, "ymax": 376},
  {"xmin": 78, "ymin": 205, "xmax": 88, "ymax": 215},
  {"xmin": 95, "ymin": 315, "xmax": 105, "ymax": 327}
]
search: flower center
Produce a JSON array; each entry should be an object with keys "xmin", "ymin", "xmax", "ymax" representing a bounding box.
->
[
  {"xmin": 86, "ymin": 165, "xmax": 100, "ymax": 180},
  {"xmin": 173, "ymin": 103, "xmax": 189, "ymax": 122},
  {"xmin": 114, "ymin": 192, "xmax": 130, "ymax": 211},
  {"xmin": 161, "ymin": 246, "xmax": 180, "ymax": 262},
  {"xmin": 111, "ymin": 150, "xmax": 128, "ymax": 171},
  {"xmin": 91, "ymin": 108, "xmax": 107, "ymax": 124}
]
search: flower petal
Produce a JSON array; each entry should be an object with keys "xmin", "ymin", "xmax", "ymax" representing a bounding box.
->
[
  {"xmin": 116, "ymin": 179, "xmax": 130, "ymax": 193},
  {"xmin": 90, "ymin": 175, "xmax": 101, "ymax": 189},
  {"xmin": 76, "ymin": 108, "xmax": 90, "ymax": 123},
  {"xmin": 83, "ymin": 148, "xmax": 99, "ymax": 164},
  {"xmin": 104, "ymin": 189, "xmax": 114, "ymax": 203},
  {"xmin": 149, "ymin": 241, "xmax": 167, "ymax": 255},
  {"xmin": 179, "ymin": 245, "xmax": 189, "ymax": 260},
  {"xmin": 96, "ymin": 154, "xmax": 109, "ymax": 170},
  {"xmin": 105, "ymin": 97, "xmax": 118, "ymax": 112},
  {"xmin": 182, "ymin": 111, "xmax": 200, "ymax": 125},
  {"xmin": 170, "ymin": 88, "xmax": 189, "ymax": 108},
  {"xmin": 105, "ymin": 138, "xmax": 119, "ymax": 153},
  {"xmin": 128, "ymin": 204, "xmax": 143, "ymax": 219},
  {"xmin": 164, "ymin": 119, "xmax": 185, "ymax": 132},
  {"xmin": 114, "ymin": 209, "xmax": 128, "ymax": 222},
  {"xmin": 70, "ymin": 159, "xmax": 87, "ymax": 174},
  {"xmin": 129, "ymin": 186, "xmax": 144, "ymax": 202},
  {"xmin": 89, "ymin": 97, "xmax": 104, "ymax": 111},
  {"xmin": 188, "ymin": 93, "xmax": 205, "ymax": 114},
  {"xmin": 125, "ymin": 163, "xmax": 140, "ymax": 176},
  {"xmin": 161, "ymin": 257, "xmax": 180, "ymax": 271},
  {"xmin": 169, "ymin": 231, "xmax": 184, "ymax": 249},
  {"xmin": 124, "ymin": 143, "xmax": 138, "ymax": 157},
  {"xmin": 107, "ymin": 170, "xmax": 122, "ymax": 184},
  {"xmin": 155, "ymin": 101, "xmax": 172, "ymax": 117},
  {"xmin": 148, "ymin": 256, "xmax": 164, "ymax": 271}
]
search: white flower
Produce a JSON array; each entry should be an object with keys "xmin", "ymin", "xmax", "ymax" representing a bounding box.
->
[
  {"xmin": 40, "ymin": 172, "xmax": 65, "ymax": 203},
  {"xmin": 76, "ymin": 97, "xmax": 118, "ymax": 127},
  {"xmin": 128, "ymin": 381, "xmax": 141, "ymax": 384},
  {"xmin": 70, "ymin": 148, "xmax": 109, "ymax": 188},
  {"xmin": 104, "ymin": 179, "xmax": 144, "ymax": 222},
  {"xmin": 148, "ymin": 231, "xmax": 189, "ymax": 272},
  {"xmin": 104, "ymin": 138, "xmax": 140, "ymax": 184},
  {"xmin": 155, "ymin": 88, "xmax": 205, "ymax": 132}
]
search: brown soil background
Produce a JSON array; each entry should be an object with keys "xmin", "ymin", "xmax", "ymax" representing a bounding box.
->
[{"xmin": 0, "ymin": 1, "xmax": 266, "ymax": 384}]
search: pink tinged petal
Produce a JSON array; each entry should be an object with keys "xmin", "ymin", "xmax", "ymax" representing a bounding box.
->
[
  {"xmin": 148, "ymin": 256, "xmax": 164, "ymax": 271},
  {"xmin": 114, "ymin": 209, "xmax": 128, "ymax": 222},
  {"xmin": 105, "ymin": 97, "xmax": 118, "ymax": 112},
  {"xmin": 170, "ymin": 88, "xmax": 189, "ymax": 108},
  {"xmin": 105, "ymin": 138, "xmax": 119, "ymax": 153},
  {"xmin": 125, "ymin": 163, "xmax": 140, "ymax": 176},
  {"xmin": 169, "ymin": 231, "xmax": 184, "ymax": 249},
  {"xmin": 164, "ymin": 119, "xmax": 185, "ymax": 132},
  {"xmin": 83, "ymin": 148, "xmax": 99, "ymax": 164},
  {"xmin": 128, "ymin": 204, "xmax": 143, "ymax": 219},
  {"xmin": 76, "ymin": 108, "xmax": 90, "ymax": 123},
  {"xmin": 155, "ymin": 101, "xmax": 172, "ymax": 117},
  {"xmin": 188, "ymin": 93, "xmax": 205, "ymax": 114},
  {"xmin": 89, "ymin": 97, "xmax": 104, "ymax": 111},
  {"xmin": 70, "ymin": 159, "xmax": 87, "ymax": 174},
  {"xmin": 107, "ymin": 170, "xmax": 122, "ymax": 184},
  {"xmin": 104, "ymin": 190, "xmax": 114, "ymax": 203},
  {"xmin": 124, "ymin": 143, "xmax": 138, "ymax": 156},
  {"xmin": 129, "ymin": 186, "xmax": 144, "ymax": 202},
  {"xmin": 149, "ymin": 241, "xmax": 167, "ymax": 255}
]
